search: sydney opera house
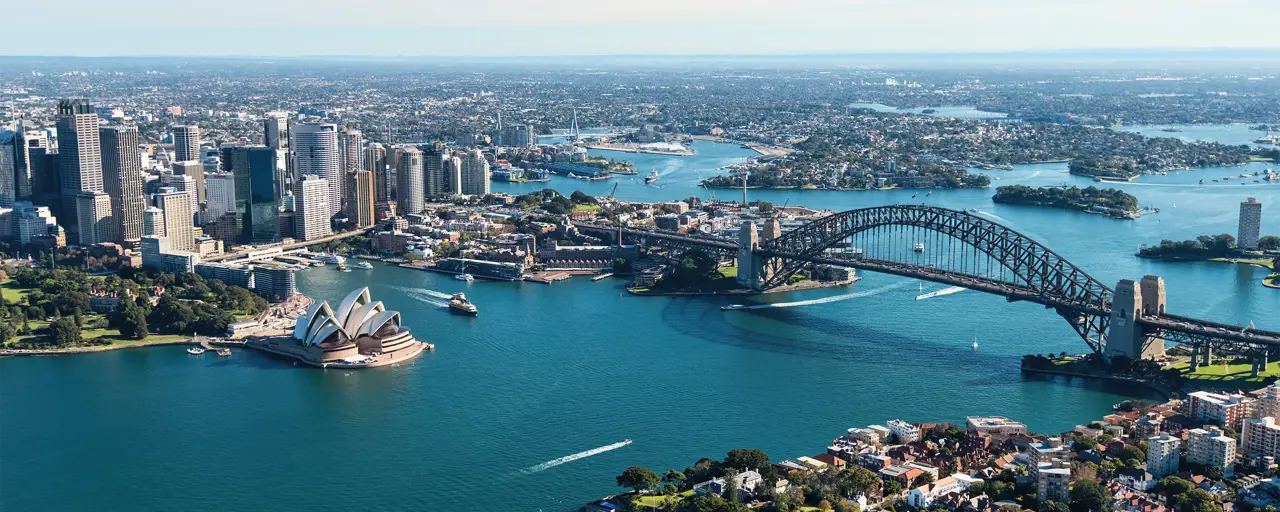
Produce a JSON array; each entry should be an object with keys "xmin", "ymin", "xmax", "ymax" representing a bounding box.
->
[{"xmin": 251, "ymin": 287, "xmax": 428, "ymax": 367}]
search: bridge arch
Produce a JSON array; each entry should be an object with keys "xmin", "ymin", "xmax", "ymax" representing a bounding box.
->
[{"xmin": 751, "ymin": 205, "xmax": 1116, "ymax": 350}]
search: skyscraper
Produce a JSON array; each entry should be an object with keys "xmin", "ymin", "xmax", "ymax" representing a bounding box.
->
[
  {"xmin": 443, "ymin": 153, "xmax": 462, "ymax": 196},
  {"xmin": 395, "ymin": 147, "xmax": 424, "ymax": 215},
  {"xmin": 229, "ymin": 145, "xmax": 279, "ymax": 243},
  {"xmin": 1239, "ymin": 197, "xmax": 1262, "ymax": 250},
  {"xmin": 461, "ymin": 150, "xmax": 490, "ymax": 196},
  {"xmin": 171, "ymin": 160, "xmax": 206, "ymax": 205},
  {"xmin": 143, "ymin": 206, "xmax": 164, "ymax": 236},
  {"xmin": 154, "ymin": 189, "xmax": 195, "ymax": 252},
  {"xmin": 263, "ymin": 113, "xmax": 289, "ymax": 150},
  {"xmin": 75, "ymin": 191, "xmax": 115, "ymax": 245},
  {"xmin": 354, "ymin": 170, "xmax": 375, "ymax": 228},
  {"xmin": 460, "ymin": 149, "xmax": 491, "ymax": 196},
  {"xmin": 0, "ymin": 130, "xmax": 16, "ymax": 208},
  {"xmin": 172, "ymin": 125, "xmax": 201, "ymax": 163},
  {"xmin": 56, "ymin": 99, "xmax": 104, "ymax": 235},
  {"xmin": 291, "ymin": 122, "xmax": 341, "ymax": 217},
  {"xmin": 100, "ymin": 126, "xmax": 146, "ymax": 243},
  {"xmin": 423, "ymin": 142, "xmax": 445, "ymax": 198},
  {"xmin": 161, "ymin": 174, "xmax": 198, "ymax": 216},
  {"xmin": 294, "ymin": 175, "xmax": 332, "ymax": 241},
  {"xmin": 206, "ymin": 172, "xmax": 236, "ymax": 220},
  {"xmin": 364, "ymin": 142, "xmax": 389, "ymax": 202},
  {"xmin": 13, "ymin": 124, "xmax": 48, "ymax": 200},
  {"xmin": 341, "ymin": 129, "xmax": 363, "ymax": 173}
]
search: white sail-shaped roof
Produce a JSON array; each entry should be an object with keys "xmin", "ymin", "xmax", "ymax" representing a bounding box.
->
[{"xmin": 295, "ymin": 289, "xmax": 406, "ymax": 346}]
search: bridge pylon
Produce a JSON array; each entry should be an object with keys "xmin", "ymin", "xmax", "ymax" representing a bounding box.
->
[{"xmin": 1105, "ymin": 275, "xmax": 1167, "ymax": 360}]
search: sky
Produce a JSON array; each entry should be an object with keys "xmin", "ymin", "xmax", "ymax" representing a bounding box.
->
[{"xmin": 7, "ymin": 0, "xmax": 1280, "ymax": 57}]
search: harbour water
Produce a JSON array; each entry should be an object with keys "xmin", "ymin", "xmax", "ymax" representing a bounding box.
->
[{"xmin": 2, "ymin": 139, "xmax": 1277, "ymax": 511}]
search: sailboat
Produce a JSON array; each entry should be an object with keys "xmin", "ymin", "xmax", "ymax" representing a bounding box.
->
[{"xmin": 972, "ymin": 334, "xmax": 979, "ymax": 350}]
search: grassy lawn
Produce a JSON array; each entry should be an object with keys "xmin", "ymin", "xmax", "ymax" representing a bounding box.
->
[
  {"xmin": 0, "ymin": 282, "xmax": 29, "ymax": 304},
  {"xmin": 1249, "ymin": 155, "xmax": 1278, "ymax": 162},
  {"xmin": 571, "ymin": 204, "xmax": 602, "ymax": 213},
  {"xmin": 1168, "ymin": 359, "xmax": 1280, "ymax": 387},
  {"xmin": 633, "ymin": 491, "xmax": 694, "ymax": 508},
  {"xmin": 718, "ymin": 266, "xmax": 739, "ymax": 278},
  {"xmin": 1210, "ymin": 257, "xmax": 1277, "ymax": 269}
]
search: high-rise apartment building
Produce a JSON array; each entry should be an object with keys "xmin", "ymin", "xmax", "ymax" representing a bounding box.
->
[
  {"xmin": 171, "ymin": 160, "xmax": 206, "ymax": 205},
  {"xmin": 154, "ymin": 189, "xmax": 195, "ymax": 252},
  {"xmin": 294, "ymin": 175, "xmax": 332, "ymax": 241},
  {"xmin": 498, "ymin": 124, "xmax": 535, "ymax": 148},
  {"xmin": 75, "ymin": 191, "xmax": 115, "ymax": 245},
  {"xmin": 341, "ymin": 129, "xmax": 363, "ymax": 172},
  {"xmin": 100, "ymin": 126, "xmax": 145, "ymax": 243},
  {"xmin": 364, "ymin": 143, "xmax": 389, "ymax": 202},
  {"xmin": 1239, "ymin": 197, "xmax": 1262, "ymax": 250},
  {"xmin": 396, "ymin": 147, "xmax": 424, "ymax": 215},
  {"xmin": 1185, "ymin": 391, "xmax": 1251, "ymax": 429},
  {"xmin": 460, "ymin": 149, "xmax": 490, "ymax": 196},
  {"xmin": 443, "ymin": 153, "xmax": 462, "ymax": 196},
  {"xmin": 172, "ymin": 125, "xmax": 201, "ymax": 163},
  {"xmin": 229, "ymin": 146, "xmax": 279, "ymax": 243},
  {"xmin": 1146, "ymin": 433, "xmax": 1180, "ymax": 478},
  {"xmin": 1186, "ymin": 427, "xmax": 1236, "ymax": 476},
  {"xmin": 423, "ymin": 142, "xmax": 445, "ymax": 198},
  {"xmin": 1242, "ymin": 416, "xmax": 1280, "ymax": 459},
  {"xmin": 291, "ymin": 123, "xmax": 341, "ymax": 217},
  {"xmin": 56, "ymin": 99, "xmax": 104, "ymax": 235},
  {"xmin": 354, "ymin": 170, "xmax": 375, "ymax": 228},
  {"xmin": 1256, "ymin": 385, "xmax": 1280, "ymax": 421}
]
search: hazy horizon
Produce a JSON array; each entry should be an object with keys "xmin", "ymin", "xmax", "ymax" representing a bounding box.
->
[{"xmin": 8, "ymin": 0, "xmax": 1280, "ymax": 57}]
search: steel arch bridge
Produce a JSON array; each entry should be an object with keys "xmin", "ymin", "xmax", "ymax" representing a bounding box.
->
[{"xmin": 746, "ymin": 205, "xmax": 1116, "ymax": 351}]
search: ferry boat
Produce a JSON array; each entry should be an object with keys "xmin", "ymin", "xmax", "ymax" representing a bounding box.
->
[
  {"xmin": 644, "ymin": 170, "xmax": 660, "ymax": 184},
  {"xmin": 216, "ymin": 348, "xmax": 232, "ymax": 357},
  {"xmin": 455, "ymin": 273, "xmax": 474, "ymax": 282},
  {"xmin": 448, "ymin": 293, "xmax": 478, "ymax": 316},
  {"xmin": 355, "ymin": 261, "xmax": 374, "ymax": 270},
  {"xmin": 967, "ymin": 208, "xmax": 980, "ymax": 213},
  {"xmin": 187, "ymin": 347, "xmax": 206, "ymax": 355},
  {"xmin": 336, "ymin": 262, "xmax": 349, "ymax": 271},
  {"xmin": 316, "ymin": 253, "xmax": 346, "ymax": 265},
  {"xmin": 913, "ymin": 243, "xmax": 925, "ymax": 253}
]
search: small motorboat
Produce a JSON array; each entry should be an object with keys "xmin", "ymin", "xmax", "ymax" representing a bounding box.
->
[
  {"xmin": 187, "ymin": 347, "xmax": 206, "ymax": 355},
  {"xmin": 356, "ymin": 261, "xmax": 374, "ymax": 270},
  {"xmin": 721, "ymin": 304, "xmax": 750, "ymax": 311},
  {"xmin": 623, "ymin": 439, "xmax": 633, "ymax": 445},
  {"xmin": 216, "ymin": 348, "xmax": 232, "ymax": 357},
  {"xmin": 455, "ymin": 273, "xmax": 474, "ymax": 282},
  {"xmin": 448, "ymin": 293, "xmax": 478, "ymax": 316}
]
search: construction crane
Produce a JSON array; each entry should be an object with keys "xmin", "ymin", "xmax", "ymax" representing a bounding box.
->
[{"xmin": 606, "ymin": 182, "xmax": 619, "ymax": 199}]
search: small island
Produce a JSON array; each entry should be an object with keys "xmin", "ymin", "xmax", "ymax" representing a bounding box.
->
[{"xmin": 992, "ymin": 185, "xmax": 1142, "ymax": 219}]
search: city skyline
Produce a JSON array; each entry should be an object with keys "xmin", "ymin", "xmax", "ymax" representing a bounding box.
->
[{"xmin": 6, "ymin": 0, "xmax": 1280, "ymax": 57}]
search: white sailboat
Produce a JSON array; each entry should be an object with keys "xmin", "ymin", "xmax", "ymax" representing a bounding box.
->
[{"xmin": 972, "ymin": 334, "xmax": 979, "ymax": 350}]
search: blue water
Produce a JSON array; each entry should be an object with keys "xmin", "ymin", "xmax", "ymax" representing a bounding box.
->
[
  {"xmin": 1112, "ymin": 123, "xmax": 1273, "ymax": 148},
  {"xmin": 2, "ymin": 139, "xmax": 1277, "ymax": 512}
]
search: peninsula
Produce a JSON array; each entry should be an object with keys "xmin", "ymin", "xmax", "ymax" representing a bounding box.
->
[{"xmin": 992, "ymin": 185, "xmax": 1143, "ymax": 219}]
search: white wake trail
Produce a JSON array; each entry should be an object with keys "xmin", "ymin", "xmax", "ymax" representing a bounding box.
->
[
  {"xmin": 387, "ymin": 285, "xmax": 455, "ymax": 300},
  {"xmin": 915, "ymin": 286, "xmax": 966, "ymax": 301},
  {"xmin": 523, "ymin": 440, "xmax": 632, "ymax": 474},
  {"xmin": 729, "ymin": 281, "xmax": 910, "ymax": 311}
]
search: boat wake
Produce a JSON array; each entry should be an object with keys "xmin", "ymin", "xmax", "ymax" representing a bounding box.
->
[
  {"xmin": 915, "ymin": 286, "xmax": 966, "ymax": 301},
  {"xmin": 732, "ymin": 282, "xmax": 910, "ymax": 311},
  {"xmin": 976, "ymin": 210, "xmax": 1011, "ymax": 223},
  {"xmin": 387, "ymin": 285, "xmax": 455, "ymax": 300},
  {"xmin": 522, "ymin": 440, "xmax": 632, "ymax": 474},
  {"xmin": 403, "ymin": 294, "xmax": 449, "ymax": 308}
]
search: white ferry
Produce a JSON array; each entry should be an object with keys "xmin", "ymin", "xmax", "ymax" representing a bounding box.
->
[
  {"xmin": 455, "ymin": 273, "xmax": 475, "ymax": 282},
  {"xmin": 317, "ymin": 253, "xmax": 346, "ymax": 265},
  {"xmin": 355, "ymin": 261, "xmax": 374, "ymax": 270}
]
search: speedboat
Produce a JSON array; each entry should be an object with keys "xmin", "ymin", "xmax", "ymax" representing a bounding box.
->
[
  {"xmin": 967, "ymin": 208, "xmax": 980, "ymax": 213},
  {"xmin": 216, "ymin": 348, "xmax": 232, "ymax": 357},
  {"xmin": 187, "ymin": 347, "xmax": 206, "ymax": 355},
  {"xmin": 623, "ymin": 439, "xmax": 633, "ymax": 445},
  {"xmin": 721, "ymin": 304, "xmax": 751, "ymax": 311},
  {"xmin": 355, "ymin": 261, "xmax": 374, "ymax": 270},
  {"xmin": 455, "ymin": 273, "xmax": 474, "ymax": 282},
  {"xmin": 448, "ymin": 293, "xmax": 478, "ymax": 316},
  {"xmin": 913, "ymin": 243, "xmax": 925, "ymax": 253}
]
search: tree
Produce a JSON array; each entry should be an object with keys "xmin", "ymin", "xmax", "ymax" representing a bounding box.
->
[
  {"xmin": 839, "ymin": 466, "xmax": 881, "ymax": 497},
  {"xmin": 0, "ymin": 322, "xmax": 13, "ymax": 344},
  {"xmin": 661, "ymin": 469, "xmax": 686, "ymax": 489},
  {"xmin": 1072, "ymin": 437, "xmax": 1097, "ymax": 453},
  {"xmin": 1118, "ymin": 445, "xmax": 1145, "ymax": 462},
  {"xmin": 616, "ymin": 466, "xmax": 660, "ymax": 493},
  {"xmin": 117, "ymin": 302, "xmax": 149, "ymax": 340},
  {"xmin": 723, "ymin": 449, "xmax": 770, "ymax": 472},
  {"xmin": 1257, "ymin": 235, "xmax": 1280, "ymax": 251},
  {"xmin": 1176, "ymin": 489, "xmax": 1218, "ymax": 512},
  {"xmin": 883, "ymin": 479, "xmax": 903, "ymax": 497},
  {"xmin": 1156, "ymin": 476, "xmax": 1196, "ymax": 500},
  {"xmin": 49, "ymin": 317, "xmax": 82, "ymax": 346},
  {"xmin": 1068, "ymin": 480, "xmax": 1108, "ymax": 512},
  {"xmin": 1040, "ymin": 501, "xmax": 1070, "ymax": 512}
]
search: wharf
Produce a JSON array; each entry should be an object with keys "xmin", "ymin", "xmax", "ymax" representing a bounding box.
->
[
  {"xmin": 591, "ymin": 273, "xmax": 614, "ymax": 282},
  {"xmin": 528, "ymin": 271, "xmax": 573, "ymax": 284}
]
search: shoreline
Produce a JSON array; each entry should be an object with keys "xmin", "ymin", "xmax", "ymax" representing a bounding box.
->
[
  {"xmin": 1019, "ymin": 366, "xmax": 1174, "ymax": 398},
  {"xmin": 585, "ymin": 143, "xmax": 695, "ymax": 156},
  {"xmin": 1, "ymin": 339, "xmax": 197, "ymax": 357}
]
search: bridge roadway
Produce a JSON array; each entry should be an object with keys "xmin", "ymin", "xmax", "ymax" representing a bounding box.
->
[{"xmin": 574, "ymin": 221, "xmax": 1280, "ymax": 350}]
